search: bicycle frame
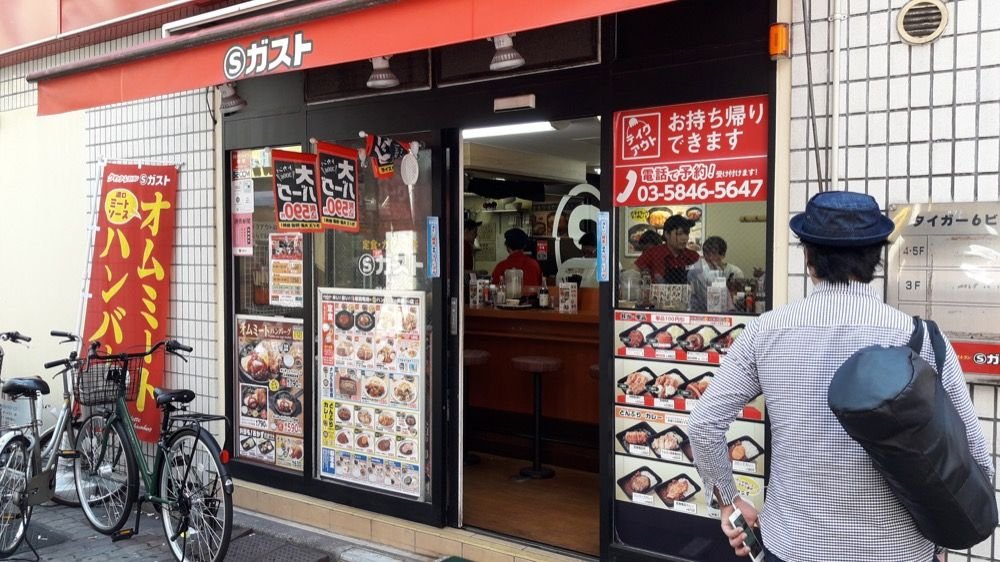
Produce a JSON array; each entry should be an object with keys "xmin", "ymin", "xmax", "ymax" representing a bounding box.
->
[{"xmin": 99, "ymin": 396, "xmax": 167, "ymax": 505}]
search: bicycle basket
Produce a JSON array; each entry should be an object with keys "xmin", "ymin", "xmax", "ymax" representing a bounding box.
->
[{"xmin": 74, "ymin": 355, "xmax": 142, "ymax": 405}]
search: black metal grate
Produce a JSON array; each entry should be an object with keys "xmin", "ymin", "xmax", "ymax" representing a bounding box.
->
[{"xmin": 899, "ymin": 0, "xmax": 947, "ymax": 44}]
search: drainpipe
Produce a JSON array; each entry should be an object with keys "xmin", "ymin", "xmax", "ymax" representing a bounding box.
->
[{"xmin": 828, "ymin": 0, "xmax": 846, "ymax": 191}]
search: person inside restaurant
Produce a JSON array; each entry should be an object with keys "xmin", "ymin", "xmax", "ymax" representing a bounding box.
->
[
  {"xmin": 491, "ymin": 227, "xmax": 544, "ymax": 286},
  {"xmin": 634, "ymin": 215, "xmax": 699, "ymax": 284},
  {"xmin": 464, "ymin": 218, "xmax": 481, "ymax": 274},
  {"xmin": 557, "ymin": 232, "xmax": 598, "ymax": 288},
  {"xmin": 687, "ymin": 235, "xmax": 744, "ymax": 312}
]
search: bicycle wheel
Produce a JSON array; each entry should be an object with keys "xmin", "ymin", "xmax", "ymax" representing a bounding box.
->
[
  {"xmin": 74, "ymin": 414, "xmax": 138, "ymax": 534},
  {"xmin": 0, "ymin": 437, "xmax": 31, "ymax": 558},
  {"xmin": 41, "ymin": 426, "xmax": 80, "ymax": 507},
  {"xmin": 159, "ymin": 428, "xmax": 232, "ymax": 562}
]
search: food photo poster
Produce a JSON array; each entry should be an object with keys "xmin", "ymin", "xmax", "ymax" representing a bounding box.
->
[{"xmin": 622, "ymin": 205, "xmax": 705, "ymax": 257}]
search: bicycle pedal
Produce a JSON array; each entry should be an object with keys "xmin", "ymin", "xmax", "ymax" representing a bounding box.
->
[
  {"xmin": 111, "ymin": 529, "xmax": 136, "ymax": 542},
  {"xmin": 57, "ymin": 449, "xmax": 79, "ymax": 459}
]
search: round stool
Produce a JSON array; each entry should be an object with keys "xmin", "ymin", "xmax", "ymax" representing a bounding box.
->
[
  {"xmin": 464, "ymin": 350, "xmax": 491, "ymax": 465},
  {"xmin": 511, "ymin": 355, "xmax": 562, "ymax": 479}
]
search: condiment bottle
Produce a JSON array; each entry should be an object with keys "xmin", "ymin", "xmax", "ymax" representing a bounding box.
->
[
  {"xmin": 538, "ymin": 279, "xmax": 550, "ymax": 308},
  {"xmin": 495, "ymin": 278, "xmax": 506, "ymax": 306},
  {"xmin": 744, "ymin": 285, "xmax": 755, "ymax": 313}
]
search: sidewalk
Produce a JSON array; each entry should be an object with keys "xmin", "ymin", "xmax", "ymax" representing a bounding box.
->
[{"xmin": 9, "ymin": 501, "xmax": 447, "ymax": 561}]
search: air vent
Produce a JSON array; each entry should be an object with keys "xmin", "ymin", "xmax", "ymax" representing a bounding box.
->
[{"xmin": 897, "ymin": 0, "xmax": 948, "ymax": 45}]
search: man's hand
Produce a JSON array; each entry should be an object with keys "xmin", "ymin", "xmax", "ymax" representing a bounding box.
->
[{"xmin": 719, "ymin": 496, "xmax": 759, "ymax": 558}]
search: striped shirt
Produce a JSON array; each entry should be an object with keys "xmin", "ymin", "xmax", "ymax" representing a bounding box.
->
[{"xmin": 688, "ymin": 281, "xmax": 993, "ymax": 562}]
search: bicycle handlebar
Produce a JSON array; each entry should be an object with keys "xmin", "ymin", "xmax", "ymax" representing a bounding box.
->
[
  {"xmin": 50, "ymin": 330, "xmax": 80, "ymax": 343},
  {"xmin": 167, "ymin": 340, "xmax": 193, "ymax": 353},
  {"xmin": 44, "ymin": 358, "xmax": 69, "ymax": 370},
  {"xmin": 0, "ymin": 331, "xmax": 31, "ymax": 343},
  {"xmin": 89, "ymin": 338, "xmax": 193, "ymax": 360}
]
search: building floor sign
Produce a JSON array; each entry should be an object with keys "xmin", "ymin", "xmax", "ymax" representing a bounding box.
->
[
  {"xmin": 888, "ymin": 202, "xmax": 1000, "ymax": 378},
  {"xmin": 317, "ymin": 288, "xmax": 426, "ymax": 499},
  {"xmin": 612, "ymin": 95, "xmax": 769, "ymax": 207},
  {"xmin": 269, "ymin": 232, "xmax": 304, "ymax": 307},
  {"xmin": 235, "ymin": 315, "xmax": 305, "ymax": 471},
  {"xmin": 81, "ymin": 162, "xmax": 179, "ymax": 442}
]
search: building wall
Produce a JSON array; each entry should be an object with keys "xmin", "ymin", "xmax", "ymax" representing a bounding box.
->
[
  {"xmin": 787, "ymin": 1, "xmax": 1000, "ymax": 560},
  {"xmin": 0, "ymin": 31, "xmax": 222, "ymax": 428}
]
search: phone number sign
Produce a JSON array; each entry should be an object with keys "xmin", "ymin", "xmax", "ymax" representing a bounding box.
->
[{"xmin": 613, "ymin": 94, "xmax": 769, "ymax": 207}]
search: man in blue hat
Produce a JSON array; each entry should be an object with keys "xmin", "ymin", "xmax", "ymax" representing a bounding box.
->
[{"xmin": 688, "ymin": 191, "xmax": 990, "ymax": 562}]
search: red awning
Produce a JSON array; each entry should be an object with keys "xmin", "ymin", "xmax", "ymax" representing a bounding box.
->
[{"xmin": 28, "ymin": 0, "xmax": 671, "ymax": 115}]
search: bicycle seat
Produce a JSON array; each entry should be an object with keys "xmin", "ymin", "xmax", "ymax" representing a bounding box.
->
[
  {"xmin": 2, "ymin": 377, "xmax": 50, "ymax": 399},
  {"xmin": 154, "ymin": 387, "xmax": 195, "ymax": 407}
]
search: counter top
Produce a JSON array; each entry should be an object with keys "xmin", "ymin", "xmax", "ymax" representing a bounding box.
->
[{"xmin": 465, "ymin": 306, "xmax": 598, "ymax": 324}]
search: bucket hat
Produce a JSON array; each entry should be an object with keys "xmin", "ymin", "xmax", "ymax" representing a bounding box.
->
[{"xmin": 790, "ymin": 191, "xmax": 894, "ymax": 246}]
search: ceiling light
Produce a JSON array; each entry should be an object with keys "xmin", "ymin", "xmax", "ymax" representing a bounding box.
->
[
  {"xmin": 489, "ymin": 33, "xmax": 525, "ymax": 71},
  {"xmin": 462, "ymin": 121, "xmax": 555, "ymax": 139},
  {"xmin": 218, "ymin": 82, "xmax": 247, "ymax": 115},
  {"xmin": 366, "ymin": 56, "xmax": 399, "ymax": 89}
]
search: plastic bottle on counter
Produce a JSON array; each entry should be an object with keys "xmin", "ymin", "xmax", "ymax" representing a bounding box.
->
[
  {"xmin": 538, "ymin": 279, "xmax": 550, "ymax": 308},
  {"xmin": 707, "ymin": 276, "xmax": 727, "ymax": 313}
]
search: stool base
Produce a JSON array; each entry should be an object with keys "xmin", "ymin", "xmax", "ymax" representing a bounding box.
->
[{"xmin": 519, "ymin": 465, "xmax": 555, "ymax": 479}]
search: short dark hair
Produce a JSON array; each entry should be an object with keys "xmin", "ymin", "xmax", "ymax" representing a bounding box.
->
[
  {"xmin": 702, "ymin": 236, "xmax": 727, "ymax": 256},
  {"xmin": 663, "ymin": 215, "xmax": 693, "ymax": 234},
  {"xmin": 578, "ymin": 232, "xmax": 597, "ymax": 247},
  {"xmin": 803, "ymin": 242, "xmax": 885, "ymax": 283},
  {"xmin": 503, "ymin": 228, "xmax": 529, "ymax": 250}
]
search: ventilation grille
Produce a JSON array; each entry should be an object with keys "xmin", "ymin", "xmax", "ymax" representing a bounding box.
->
[{"xmin": 897, "ymin": 0, "xmax": 948, "ymax": 45}]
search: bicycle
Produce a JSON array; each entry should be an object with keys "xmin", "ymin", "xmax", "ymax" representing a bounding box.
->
[
  {"xmin": 0, "ymin": 330, "xmax": 85, "ymax": 558},
  {"xmin": 74, "ymin": 338, "xmax": 234, "ymax": 562}
]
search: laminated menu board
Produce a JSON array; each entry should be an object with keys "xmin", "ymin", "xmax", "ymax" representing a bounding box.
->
[
  {"xmin": 612, "ymin": 309, "xmax": 766, "ymax": 523},
  {"xmin": 317, "ymin": 288, "xmax": 425, "ymax": 499},
  {"xmin": 235, "ymin": 315, "xmax": 305, "ymax": 472},
  {"xmin": 887, "ymin": 202, "xmax": 1000, "ymax": 378}
]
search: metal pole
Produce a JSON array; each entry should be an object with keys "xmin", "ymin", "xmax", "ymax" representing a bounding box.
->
[{"xmin": 828, "ymin": 0, "xmax": 845, "ymax": 191}]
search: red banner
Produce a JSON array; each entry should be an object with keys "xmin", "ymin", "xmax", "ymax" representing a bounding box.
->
[
  {"xmin": 315, "ymin": 141, "xmax": 360, "ymax": 233},
  {"xmin": 612, "ymin": 94, "xmax": 769, "ymax": 207},
  {"xmin": 272, "ymin": 149, "xmax": 322, "ymax": 232},
  {"xmin": 951, "ymin": 340, "xmax": 1000, "ymax": 377},
  {"xmin": 82, "ymin": 162, "xmax": 178, "ymax": 442}
]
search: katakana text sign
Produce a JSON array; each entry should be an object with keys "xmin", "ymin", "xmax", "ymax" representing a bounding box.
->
[
  {"xmin": 613, "ymin": 95, "xmax": 769, "ymax": 207},
  {"xmin": 315, "ymin": 141, "xmax": 360, "ymax": 233},
  {"xmin": 272, "ymin": 149, "xmax": 322, "ymax": 232},
  {"xmin": 82, "ymin": 162, "xmax": 178, "ymax": 442}
]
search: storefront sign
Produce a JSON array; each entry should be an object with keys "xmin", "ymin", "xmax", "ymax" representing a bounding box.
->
[
  {"xmin": 612, "ymin": 94, "xmax": 769, "ymax": 207},
  {"xmin": 272, "ymin": 149, "xmax": 322, "ymax": 231},
  {"xmin": 317, "ymin": 288, "xmax": 426, "ymax": 499},
  {"xmin": 269, "ymin": 233, "xmax": 304, "ymax": 307},
  {"xmin": 235, "ymin": 315, "xmax": 305, "ymax": 471},
  {"xmin": 82, "ymin": 161, "xmax": 178, "ymax": 442},
  {"xmin": 316, "ymin": 141, "xmax": 360, "ymax": 232},
  {"xmin": 223, "ymin": 31, "xmax": 314, "ymax": 81},
  {"xmin": 887, "ymin": 202, "xmax": 1000, "ymax": 378}
]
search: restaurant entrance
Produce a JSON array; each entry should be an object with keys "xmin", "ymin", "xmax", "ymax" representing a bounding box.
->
[{"xmin": 458, "ymin": 118, "xmax": 603, "ymax": 556}]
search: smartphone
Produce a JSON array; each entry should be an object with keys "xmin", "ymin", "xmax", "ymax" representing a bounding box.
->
[{"xmin": 727, "ymin": 508, "xmax": 764, "ymax": 562}]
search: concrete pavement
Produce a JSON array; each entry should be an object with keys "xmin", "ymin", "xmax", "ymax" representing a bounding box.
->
[{"xmin": 7, "ymin": 501, "xmax": 444, "ymax": 561}]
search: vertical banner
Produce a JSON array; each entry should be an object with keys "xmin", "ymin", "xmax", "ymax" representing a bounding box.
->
[
  {"xmin": 315, "ymin": 141, "xmax": 361, "ymax": 232},
  {"xmin": 426, "ymin": 216, "xmax": 440, "ymax": 279},
  {"xmin": 272, "ymin": 149, "xmax": 322, "ymax": 232},
  {"xmin": 231, "ymin": 151, "xmax": 254, "ymax": 256},
  {"xmin": 365, "ymin": 135, "xmax": 408, "ymax": 179},
  {"xmin": 597, "ymin": 211, "xmax": 610, "ymax": 282},
  {"xmin": 82, "ymin": 162, "xmax": 179, "ymax": 442}
]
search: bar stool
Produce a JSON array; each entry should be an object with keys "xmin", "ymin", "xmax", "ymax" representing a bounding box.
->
[
  {"xmin": 464, "ymin": 350, "xmax": 491, "ymax": 465},
  {"xmin": 511, "ymin": 355, "xmax": 562, "ymax": 479}
]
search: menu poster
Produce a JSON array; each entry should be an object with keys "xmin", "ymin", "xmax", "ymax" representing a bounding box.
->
[
  {"xmin": 315, "ymin": 141, "xmax": 361, "ymax": 233},
  {"xmin": 615, "ymin": 310, "xmax": 755, "ymax": 365},
  {"xmin": 272, "ymin": 149, "xmax": 322, "ymax": 232},
  {"xmin": 317, "ymin": 288, "xmax": 425, "ymax": 499},
  {"xmin": 269, "ymin": 233, "xmax": 304, "ymax": 307},
  {"xmin": 235, "ymin": 315, "xmax": 305, "ymax": 471},
  {"xmin": 613, "ymin": 95, "xmax": 769, "ymax": 207},
  {"xmin": 614, "ymin": 454, "xmax": 764, "ymax": 519}
]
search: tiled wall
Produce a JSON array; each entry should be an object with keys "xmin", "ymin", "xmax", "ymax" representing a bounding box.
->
[
  {"xmin": 0, "ymin": 31, "xmax": 221, "ymax": 426},
  {"xmin": 788, "ymin": 1, "xmax": 1000, "ymax": 560}
]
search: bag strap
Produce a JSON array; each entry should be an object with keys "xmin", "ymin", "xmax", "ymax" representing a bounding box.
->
[
  {"xmin": 907, "ymin": 315, "xmax": 924, "ymax": 355},
  {"xmin": 909, "ymin": 315, "xmax": 947, "ymax": 377}
]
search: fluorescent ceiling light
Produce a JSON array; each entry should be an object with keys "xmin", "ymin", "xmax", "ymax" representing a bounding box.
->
[{"xmin": 462, "ymin": 121, "xmax": 555, "ymax": 139}]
